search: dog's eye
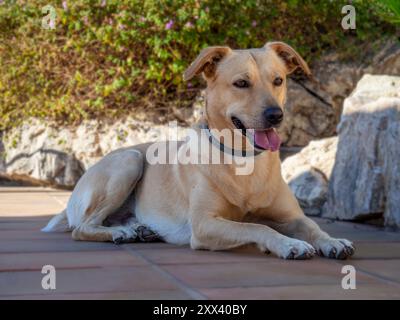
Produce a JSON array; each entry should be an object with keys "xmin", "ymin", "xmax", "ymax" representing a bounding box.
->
[
  {"xmin": 233, "ymin": 79, "xmax": 250, "ymax": 88},
  {"xmin": 273, "ymin": 77, "xmax": 283, "ymax": 86}
]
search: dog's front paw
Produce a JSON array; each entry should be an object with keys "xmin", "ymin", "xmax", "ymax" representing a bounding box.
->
[
  {"xmin": 267, "ymin": 238, "xmax": 316, "ymax": 260},
  {"xmin": 314, "ymin": 238, "xmax": 355, "ymax": 260}
]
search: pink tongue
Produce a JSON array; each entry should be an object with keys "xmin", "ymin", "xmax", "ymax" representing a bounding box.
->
[{"xmin": 254, "ymin": 129, "xmax": 281, "ymax": 152}]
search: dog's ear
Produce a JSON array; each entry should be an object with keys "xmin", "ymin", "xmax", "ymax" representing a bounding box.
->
[
  {"xmin": 265, "ymin": 42, "xmax": 311, "ymax": 77},
  {"xmin": 183, "ymin": 46, "xmax": 232, "ymax": 81}
]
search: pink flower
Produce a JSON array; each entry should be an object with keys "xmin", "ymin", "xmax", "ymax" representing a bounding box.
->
[
  {"xmin": 165, "ymin": 19, "xmax": 174, "ymax": 30},
  {"xmin": 118, "ymin": 23, "xmax": 125, "ymax": 30},
  {"xmin": 139, "ymin": 16, "xmax": 146, "ymax": 22},
  {"xmin": 205, "ymin": 7, "xmax": 209, "ymax": 13},
  {"xmin": 251, "ymin": 20, "xmax": 257, "ymax": 27},
  {"xmin": 185, "ymin": 21, "xmax": 194, "ymax": 29},
  {"xmin": 62, "ymin": 1, "xmax": 68, "ymax": 11},
  {"xmin": 101, "ymin": 0, "xmax": 106, "ymax": 7},
  {"xmin": 49, "ymin": 19, "xmax": 56, "ymax": 29},
  {"xmin": 83, "ymin": 16, "xmax": 88, "ymax": 25}
]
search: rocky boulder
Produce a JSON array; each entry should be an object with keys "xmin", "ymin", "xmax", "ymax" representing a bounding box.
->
[
  {"xmin": 282, "ymin": 137, "xmax": 337, "ymax": 216},
  {"xmin": 323, "ymin": 75, "xmax": 400, "ymax": 228},
  {"xmin": 283, "ymin": 74, "xmax": 400, "ymax": 228}
]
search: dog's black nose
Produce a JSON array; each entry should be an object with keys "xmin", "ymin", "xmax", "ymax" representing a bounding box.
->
[{"xmin": 263, "ymin": 107, "xmax": 283, "ymax": 126}]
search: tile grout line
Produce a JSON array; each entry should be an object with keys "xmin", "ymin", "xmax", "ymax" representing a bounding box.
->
[
  {"xmin": 352, "ymin": 269, "xmax": 400, "ymax": 288},
  {"xmin": 332, "ymin": 259, "xmax": 400, "ymax": 288},
  {"xmin": 47, "ymin": 192, "xmax": 68, "ymax": 209},
  {"xmin": 121, "ymin": 245, "xmax": 208, "ymax": 300}
]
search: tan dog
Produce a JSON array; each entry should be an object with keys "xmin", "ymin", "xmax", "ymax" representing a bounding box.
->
[{"xmin": 43, "ymin": 42, "xmax": 354, "ymax": 260}]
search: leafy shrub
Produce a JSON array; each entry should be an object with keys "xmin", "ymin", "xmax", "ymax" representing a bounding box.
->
[
  {"xmin": 375, "ymin": 0, "xmax": 400, "ymax": 24},
  {"xmin": 0, "ymin": 0, "xmax": 397, "ymax": 130}
]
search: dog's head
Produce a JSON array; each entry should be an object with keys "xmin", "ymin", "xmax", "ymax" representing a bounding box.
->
[{"xmin": 184, "ymin": 42, "xmax": 311, "ymax": 152}]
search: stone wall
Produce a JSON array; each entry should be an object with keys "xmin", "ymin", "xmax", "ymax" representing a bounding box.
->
[{"xmin": 0, "ymin": 118, "xmax": 190, "ymax": 187}]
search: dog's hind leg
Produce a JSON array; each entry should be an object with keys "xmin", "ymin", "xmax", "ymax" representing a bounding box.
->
[{"xmin": 65, "ymin": 148, "xmax": 149, "ymax": 243}]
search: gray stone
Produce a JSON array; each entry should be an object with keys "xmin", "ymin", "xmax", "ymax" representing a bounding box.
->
[
  {"xmin": 323, "ymin": 74, "xmax": 400, "ymax": 228},
  {"xmin": 282, "ymin": 137, "xmax": 337, "ymax": 216},
  {"xmin": 364, "ymin": 41, "xmax": 400, "ymax": 76}
]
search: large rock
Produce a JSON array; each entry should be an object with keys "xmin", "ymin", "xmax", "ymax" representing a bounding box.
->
[
  {"xmin": 283, "ymin": 74, "xmax": 400, "ymax": 228},
  {"xmin": 323, "ymin": 75, "xmax": 400, "ymax": 227},
  {"xmin": 282, "ymin": 137, "xmax": 337, "ymax": 216}
]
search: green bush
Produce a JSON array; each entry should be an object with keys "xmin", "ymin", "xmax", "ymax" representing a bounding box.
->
[
  {"xmin": 0, "ymin": 0, "xmax": 397, "ymax": 130},
  {"xmin": 376, "ymin": 0, "xmax": 400, "ymax": 24}
]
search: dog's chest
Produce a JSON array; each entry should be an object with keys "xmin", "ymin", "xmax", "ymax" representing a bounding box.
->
[
  {"xmin": 216, "ymin": 159, "xmax": 281, "ymax": 212},
  {"xmin": 214, "ymin": 175, "xmax": 274, "ymax": 214}
]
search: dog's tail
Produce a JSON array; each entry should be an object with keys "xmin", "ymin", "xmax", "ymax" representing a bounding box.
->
[{"xmin": 42, "ymin": 209, "xmax": 71, "ymax": 232}]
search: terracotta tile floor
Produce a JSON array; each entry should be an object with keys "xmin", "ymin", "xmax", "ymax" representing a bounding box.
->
[{"xmin": 1, "ymin": 186, "xmax": 400, "ymax": 300}]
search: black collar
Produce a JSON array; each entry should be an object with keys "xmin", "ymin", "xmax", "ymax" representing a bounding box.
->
[{"xmin": 199, "ymin": 123, "xmax": 264, "ymax": 157}]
